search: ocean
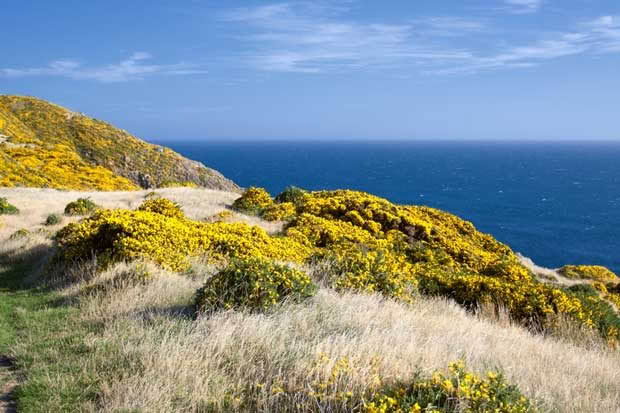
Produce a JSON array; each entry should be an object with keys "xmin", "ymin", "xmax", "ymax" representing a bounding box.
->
[{"xmin": 159, "ymin": 140, "xmax": 620, "ymax": 273}]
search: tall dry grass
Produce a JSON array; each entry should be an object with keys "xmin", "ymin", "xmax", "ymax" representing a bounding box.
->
[
  {"xmin": 60, "ymin": 260, "xmax": 619, "ymax": 413},
  {"xmin": 2, "ymin": 188, "xmax": 619, "ymax": 412}
]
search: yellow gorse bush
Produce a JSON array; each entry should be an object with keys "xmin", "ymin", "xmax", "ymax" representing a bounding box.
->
[
  {"xmin": 365, "ymin": 360, "xmax": 535, "ymax": 413},
  {"xmin": 0, "ymin": 143, "xmax": 138, "ymax": 190},
  {"xmin": 232, "ymin": 187, "xmax": 274, "ymax": 214},
  {"xmin": 136, "ymin": 197, "xmax": 185, "ymax": 219},
  {"xmin": 415, "ymin": 263, "xmax": 591, "ymax": 327},
  {"xmin": 286, "ymin": 190, "xmax": 618, "ymax": 340},
  {"xmin": 263, "ymin": 202, "xmax": 296, "ymax": 221},
  {"xmin": 52, "ymin": 187, "xmax": 619, "ymax": 341},
  {"xmin": 292, "ymin": 190, "xmax": 513, "ymax": 271},
  {"xmin": 558, "ymin": 265, "xmax": 617, "ymax": 282},
  {"xmin": 314, "ymin": 244, "xmax": 417, "ymax": 303},
  {"xmin": 54, "ymin": 208, "xmax": 313, "ymax": 272}
]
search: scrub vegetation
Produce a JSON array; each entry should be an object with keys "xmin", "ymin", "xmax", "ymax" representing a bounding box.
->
[
  {"xmin": 0, "ymin": 95, "xmax": 239, "ymax": 191},
  {"xmin": 0, "ymin": 186, "xmax": 618, "ymax": 412}
]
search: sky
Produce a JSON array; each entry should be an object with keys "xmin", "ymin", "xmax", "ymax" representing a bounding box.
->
[{"xmin": 1, "ymin": 0, "xmax": 619, "ymax": 141}]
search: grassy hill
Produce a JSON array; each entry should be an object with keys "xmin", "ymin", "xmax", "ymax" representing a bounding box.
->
[
  {"xmin": 0, "ymin": 95, "xmax": 239, "ymax": 191},
  {"xmin": 0, "ymin": 97, "xmax": 618, "ymax": 409},
  {"xmin": 0, "ymin": 108, "xmax": 618, "ymax": 410},
  {"xmin": 1, "ymin": 186, "xmax": 619, "ymax": 412}
]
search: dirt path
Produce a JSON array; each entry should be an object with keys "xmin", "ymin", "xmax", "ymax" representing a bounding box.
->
[{"xmin": 0, "ymin": 356, "xmax": 17, "ymax": 413}]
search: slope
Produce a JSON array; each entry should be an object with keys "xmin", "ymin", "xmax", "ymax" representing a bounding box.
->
[{"xmin": 0, "ymin": 95, "xmax": 239, "ymax": 191}]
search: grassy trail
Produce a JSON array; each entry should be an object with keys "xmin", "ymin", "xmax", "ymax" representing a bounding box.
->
[
  {"xmin": 0, "ymin": 262, "xmax": 33, "ymax": 413},
  {"xmin": 0, "ymin": 355, "xmax": 17, "ymax": 413},
  {"xmin": 0, "ymin": 261, "xmax": 100, "ymax": 412}
]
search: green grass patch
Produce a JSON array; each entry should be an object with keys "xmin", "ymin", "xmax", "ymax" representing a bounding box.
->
[{"xmin": 0, "ymin": 259, "xmax": 137, "ymax": 412}]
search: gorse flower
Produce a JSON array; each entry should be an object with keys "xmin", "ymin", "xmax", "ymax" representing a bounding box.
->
[
  {"xmin": 232, "ymin": 187, "xmax": 273, "ymax": 215},
  {"xmin": 52, "ymin": 187, "xmax": 620, "ymax": 342},
  {"xmin": 262, "ymin": 202, "xmax": 296, "ymax": 221},
  {"xmin": 54, "ymin": 208, "xmax": 313, "ymax": 272},
  {"xmin": 1, "ymin": 96, "xmax": 231, "ymax": 190},
  {"xmin": 559, "ymin": 265, "xmax": 617, "ymax": 282},
  {"xmin": 137, "ymin": 197, "xmax": 184, "ymax": 219},
  {"xmin": 365, "ymin": 361, "xmax": 536, "ymax": 413}
]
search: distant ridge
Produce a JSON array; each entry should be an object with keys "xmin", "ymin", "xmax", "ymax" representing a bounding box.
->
[{"xmin": 0, "ymin": 95, "xmax": 240, "ymax": 191}]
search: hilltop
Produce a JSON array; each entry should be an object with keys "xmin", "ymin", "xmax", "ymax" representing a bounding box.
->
[{"xmin": 0, "ymin": 95, "xmax": 239, "ymax": 191}]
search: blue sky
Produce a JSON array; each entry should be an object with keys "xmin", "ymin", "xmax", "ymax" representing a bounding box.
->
[{"xmin": 1, "ymin": 0, "xmax": 619, "ymax": 141}]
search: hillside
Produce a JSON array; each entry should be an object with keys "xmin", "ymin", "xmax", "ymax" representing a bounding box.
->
[
  {"xmin": 0, "ymin": 95, "xmax": 239, "ymax": 191},
  {"xmin": 0, "ymin": 186, "xmax": 619, "ymax": 412}
]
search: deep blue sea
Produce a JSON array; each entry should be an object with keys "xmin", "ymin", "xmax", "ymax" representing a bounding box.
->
[{"xmin": 160, "ymin": 140, "xmax": 620, "ymax": 273}]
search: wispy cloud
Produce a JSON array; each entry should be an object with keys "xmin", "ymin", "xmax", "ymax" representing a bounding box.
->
[
  {"xmin": 0, "ymin": 52, "xmax": 207, "ymax": 82},
  {"xmin": 435, "ymin": 15, "xmax": 620, "ymax": 74},
  {"xmin": 415, "ymin": 17, "xmax": 485, "ymax": 36},
  {"xmin": 583, "ymin": 15, "xmax": 620, "ymax": 52},
  {"xmin": 222, "ymin": 3, "xmax": 476, "ymax": 73},
  {"xmin": 503, "ymin": 0, "xmax": 543, "ymax": 14},
  {"xmin": 223, "ymin": 2, "xmax": 620, "ymax": 76}
]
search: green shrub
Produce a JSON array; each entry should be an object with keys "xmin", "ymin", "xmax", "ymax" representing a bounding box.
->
[
  {"xmin": 9, "ymin": 228, "xmax": 30, "ymax": 240},
  {"xmin": 566, "ymin": 283, "xmax": 598, "ymax": 296},
  {"xmin": 0, "ymin": 197, "xmax": 19, "ymax": 215},
  {"xmin": 144, "ymin": 191, "xmax": 161, "ymax": 199},
  {"xmin": 565, "ymin": 285, "xmax": 620, "ymax": 339},
  {"xmin": 274, "ymin": 186, "xmax": 307, "ymax": 205},
  {"xmin": 45, "ymin": 213, "xmax": 62, "ymax": 226},
  {"xmin": 64, "ymin": 198, "xmax": 100, "ymax": 216},
  {"xmin": 195, "ymin": 258, "xmax": 317, "ymax": 313},
  {"xmin": 231, "ymin": 187, "xmax": 273, "ymax": 215},
  {"xmin": 313, "ymin": 246, "xmax": 417, "ymax": 303},
  {"xmin": 365, "ymin": 361, "xmax": 535, "ymax": 413},
  {"xmin": 136, "ymin": 198, "xmax": 184, "ymax": 219}
]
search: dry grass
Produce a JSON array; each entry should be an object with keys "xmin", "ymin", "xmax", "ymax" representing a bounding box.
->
[
  {"xmin": 0, "ymin": 187, "xmax": 281, "ymax": 237},
  {"xmin": 64, "ymin": 262, "xmax": 620, "ymax": 413},
  {"xmin": 2, "ymin": 188, "xmax": 620, "ymax": 412}
]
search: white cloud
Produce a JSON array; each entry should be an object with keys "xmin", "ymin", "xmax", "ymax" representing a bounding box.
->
[
  {"xmin": 223, "ymin": 3, "xmax": 475, "ymax": 73},
  {"xmin": 503, "ymin": 0, "xmax": 543, "ymax": 14},
  {"xmin": 0, "ymin": 53, "xmax": 207, "ymax": 82},
  {"xmin": 5, "ymin": 5, "xmax": 620, "ymax": 81},
  {"xmin": 583, "ymin": 15, "xmax": 620, "ymax": 52},
  {"xmin": 431, "ymin": 19, "xmax": 620, "ymax": 75},
  {"xmin": 417, "ymin": 17, "xmax": 485, "ymax": 34},
  {"xmin": 223, "ymin": 3, "xmax": 620, "ymax": 76}
]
